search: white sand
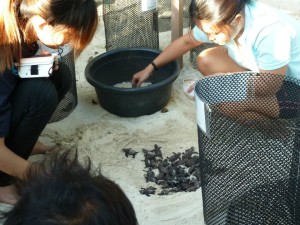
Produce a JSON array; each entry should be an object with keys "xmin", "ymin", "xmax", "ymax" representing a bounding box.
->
[
  {"xmin": 0, "ymin": 1, "xmax": 299, "ymax": 224},
  {"xmin": 46, "ymin": 22, "xmax": 203, "ymax": 223},
  {"xmin": 114, "ymin": 81, "xmax": 152, "ymax": 88}
]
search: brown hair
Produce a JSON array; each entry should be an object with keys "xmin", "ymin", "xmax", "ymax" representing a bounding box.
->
[
  {"xmin": 0, "ymin": 0, "xmax": 98, "ymax": 73},
  {"xmin": 189, "ymin": 0, "xmax": 253, "ymax": 25},
  {"xmin": 0, "ymin": 0, "xmax": 22, "ymax": 73}
]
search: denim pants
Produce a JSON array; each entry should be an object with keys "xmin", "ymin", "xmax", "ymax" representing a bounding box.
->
[{"xmin": 0, "ymin": 63, "xmax": 72, "ymax": 186}]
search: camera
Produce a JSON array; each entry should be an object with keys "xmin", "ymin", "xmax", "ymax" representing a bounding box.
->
[{"xmin": 17, "ymin": 53, "xmax": 58, "ymax": 78}]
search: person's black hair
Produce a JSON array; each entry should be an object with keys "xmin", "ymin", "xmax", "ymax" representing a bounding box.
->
[{"xmin": 1, "ymin": 150, "xmax": 138, "ymax": 225}]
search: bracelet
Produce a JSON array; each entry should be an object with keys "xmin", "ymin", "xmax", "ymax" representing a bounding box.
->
[{"xmin": 151, "ymin": 61, "xmax": 159, "ymax": 70}]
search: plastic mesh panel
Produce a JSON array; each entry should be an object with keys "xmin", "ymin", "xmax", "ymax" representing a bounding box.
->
[
  {"xmin": 226, "ymin": 179, "xmax": 297, "ymax": 224},
  {"xmin": 103, "ymin": 0, "xmax": 159, "ymax": 50},
  {"xmin": 157, "ymin": 0, "xmax": 190, "ymax": 33},
  {"xmin": 48, "ymin": 50, "xmax": 77, "ymax": 123},
  {"xmin": 195, "ymin": 72, "xmax": 300, "ymax": 225}
]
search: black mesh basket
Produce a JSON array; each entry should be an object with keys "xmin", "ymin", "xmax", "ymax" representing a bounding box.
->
[
  {"xmin": 195, "ymin": 72, "xmax": 300, "ymax": 225},
  {"xmin": 102, "ymin": 0, "xmax": 159, "ymax": 50},
  {"xmin": 157, "ymin": 0, "xmax": 190, "ymax": 32},
  {"xmin": 48, "ymin": 50, "xmax": 77, "ymax": 123}
]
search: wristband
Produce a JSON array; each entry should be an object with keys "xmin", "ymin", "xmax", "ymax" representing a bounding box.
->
[{"xmin": 151, "ymin": 61, "xmax": 158, "ymax": 70}]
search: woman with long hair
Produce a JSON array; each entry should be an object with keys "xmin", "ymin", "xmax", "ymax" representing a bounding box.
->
[{"xmin": 0, "ymin": 0, "xmax": 98, "ymax": 204}]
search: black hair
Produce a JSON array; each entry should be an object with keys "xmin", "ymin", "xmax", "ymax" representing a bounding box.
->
[{"xmin": 1, "ymin": 150, "xmax": 138, "ymax": 225}]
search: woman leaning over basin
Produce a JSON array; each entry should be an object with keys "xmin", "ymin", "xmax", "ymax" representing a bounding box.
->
[{"xmin": 132, "ymin": 0, "xmax": 300, "ymax": 120}]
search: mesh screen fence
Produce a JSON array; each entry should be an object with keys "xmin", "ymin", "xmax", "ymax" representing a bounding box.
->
[{"xmin": 195, "ymin": 72, "xmax": 300, "ymax": 225}]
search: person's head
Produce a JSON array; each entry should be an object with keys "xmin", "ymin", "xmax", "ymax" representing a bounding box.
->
[
  {"xmin": 2, "ymin": 150, "xmax": 138, "ymax": 225},
  {"xmin": 0, "ymin": 0, "xmax": 98, "ymax": 73},
  {"xmin": 189, "ymin": 0, "xmax": 253, "ymax": 45}
]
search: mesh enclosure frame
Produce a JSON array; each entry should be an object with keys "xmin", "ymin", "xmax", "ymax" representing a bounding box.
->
[
  {"xmin": 101, "ymin": 0, "xmax": 192, "ymax": 50},
  {"xmin": 48, "ymin": 50, "xmax": 77, "ymax": 123},
  {"xmin": 102, "ymin": 0, "xmax": 160, "ymax": 51},
  {"xmin": 195, "ymin": 72, "xmax": 300, "ymax": 225},
  {"xmin": 157, "ymin": 0, "xmax": 191, "ymax": 33}
]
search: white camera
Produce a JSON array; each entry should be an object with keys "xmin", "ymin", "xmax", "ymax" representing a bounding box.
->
[{"xmin": 18, "ymin": 54, "xmax": 58, "ymax": 78}]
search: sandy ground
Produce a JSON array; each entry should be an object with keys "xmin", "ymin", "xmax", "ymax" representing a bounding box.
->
[{"xmin": 0, "ymin": 1, "xmax": 299, "ymax": 225}]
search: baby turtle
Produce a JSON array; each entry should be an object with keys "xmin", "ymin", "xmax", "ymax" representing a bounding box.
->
[
  {"xmin": 144, "ymin": 168, "xmax": 156, "ymax": 183},
  {"xmin": 167, "ymin": 152, "xmax": 181, "ymax": 162},
  {"xmin": 122, "ymin": 148, "xmax": 138, "ymax": 158},
  {"xmin": 142, "ymin": 148, "xmax": 156, "ymax": 159},
  {"xmin": 140, "ymin": 186, "xmax": 156, "ymax": 196},
  {"xmin": 153, "ymin": 144, "xmax": 163, "ymax": 158},
  {"xmin": 182, "ymin": 147, "xmax": 198, "ymax": 159}
]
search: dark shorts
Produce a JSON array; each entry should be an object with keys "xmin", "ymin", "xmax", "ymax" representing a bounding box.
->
[{"xmin": 276, "ymin": 81, "xmax": 300, "ymax": 119}]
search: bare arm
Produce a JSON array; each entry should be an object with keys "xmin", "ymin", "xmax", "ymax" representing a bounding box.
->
[
  {"xmin": 132, "ymin": 32, "xmax": 202, "ymax": 87},
  {"xmin": 152, "ymin": 32, "xmax": 202, "ymax": 68},
  {"xmin": 0, "ymin": 137, "xmax": 29, "ymax": 179}
]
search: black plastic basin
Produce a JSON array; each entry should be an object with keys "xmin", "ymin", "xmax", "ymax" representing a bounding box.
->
[{"xmin": 85, "ymin": 48, "xmax": 179, "ymax": 117}]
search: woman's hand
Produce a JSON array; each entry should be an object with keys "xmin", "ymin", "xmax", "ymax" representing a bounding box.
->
[
  {"xmin": 131, "ymin": 64, "xmax": 154, "ymax": 88},
  {"xmin": 183, "ymin": 79, "xmax": 197, "ymax": 100}
]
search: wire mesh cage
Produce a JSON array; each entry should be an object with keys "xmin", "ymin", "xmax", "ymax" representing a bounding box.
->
[
  {"xmin": 102, "ymin": 0, "xmax": 192, "ymax": 50},
  {"xmin": 48, "ymin": 50, "xmax": 77, "ymax": 123},
  {"xmin": 195, "ymin": 72, "xmax": 300, "ymax": 225},
  {"xmin": 102, "ymin": 0, "xmax": 159, "ymax": 50},
  {"xmin": 157, "ymin": 0, "xmax": 190, "ymax": 33}
]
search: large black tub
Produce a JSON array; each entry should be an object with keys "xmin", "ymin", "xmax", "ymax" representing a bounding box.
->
[{"xmin": 85, "ymin": 48, "xmax": 179, "ymax": 117}]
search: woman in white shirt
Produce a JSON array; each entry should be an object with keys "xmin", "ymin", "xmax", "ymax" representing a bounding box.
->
[{"xmin": 132, "ymin": 0, "xmax": 300, "ymax": 120}]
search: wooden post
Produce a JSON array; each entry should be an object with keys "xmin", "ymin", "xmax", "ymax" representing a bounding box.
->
[{"xmin": 171, "ymin": 0, "xmax": 184, "ymax": 68}]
